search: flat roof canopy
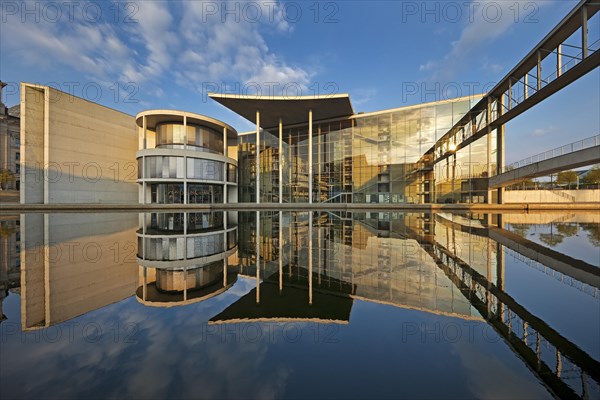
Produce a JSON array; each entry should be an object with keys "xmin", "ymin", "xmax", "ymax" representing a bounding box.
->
[{"xmin": 209, "ymin": 93, "xmax": 354, "ymax": 130}]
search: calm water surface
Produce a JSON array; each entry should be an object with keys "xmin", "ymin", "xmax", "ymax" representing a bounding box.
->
[{"xmin": 0, "ymin": 211, "xmax": 598, "ymax": 399}]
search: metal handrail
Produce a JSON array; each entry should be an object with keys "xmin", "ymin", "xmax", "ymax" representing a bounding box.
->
[{"xmin": 502, "ymin": 134, "xmax": 600, "ymax": 173}]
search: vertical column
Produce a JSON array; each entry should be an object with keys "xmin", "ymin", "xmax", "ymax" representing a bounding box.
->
[
  {"xmin": 143, "ymin": 115, "xmax": 147, "ymax": 149},
  {"xmin": 508, "ymin": 78, "xmax": 512, "ymax": 110},
  {"xmin": 183, "ymin": 267, "xmax": 188, "ymax": 301},
  {"xmin": 486, "ymin": 238, "xmax": 493, "ymax": 318},
  {"xmin": 183, "ymin": 211, "xmax": 187, "ymax": 260},
  {"xmin": 224, "ymin": 257, "xmax": 228, "ymax": 287},
  {"xmin": 288, "ymin": 134, "xmax": 293, "ymax": 202},
  {"xmin": 318, "ymin": 125, "xmax": 321, "ymax": 202},
  {"xmin": 142, "ymin": 115, "xmax": 147, "ymax": 204},
  {"xmin": 256, "ymin": 110, "xmax": 260, "ymax": 204},
  {"xmin": 308, "ymin": 109, "xmax": 313, "ymax": 204},
  {"xmin": 223, "ymin": 127, "xmax": 228, "ymax": 204},
  {"xmin": 256, "ymin": 210, "xmax": 260, "ymax": 304},
  {"xmin": 183, "ymin": 116, "xmax": 188, "ymax": 206},
  {"xmin": 43, "ymin": 87, "xmax": 50, "ymax": 204},
  {"xmin": 142, "ymin": 267, "xmax": 147, "ymax": 301},
  {"xmin": 556, "ymin": 44, "xmax": 562, "ymax": 78},
  {"xmin": 524, "ymin": 74, "xmax": 528, "ymax": 100},
  {"xmin": 279, "ymin": 210, "xmax": 283, "ymax": 292},
  {"xmin": 317, "ymin": 218, "xmax": 321, "ymax": 285},
  {"xmin": 451, "ymin": 154, "xmax": 456, "ymax": 203},
  {"xmin": 309, "ymin": 212, "xmax": 313, "ymax": 305},
  {"xmin": 183, "ymin": 115, "xmax": 187, "ymax": 150},
  {"xmin": 279, "ymin": 118, "xmax": 283, "ymax": 204},
  {"xmin": 142, "ymin": 155, "xmax": 146, "ymax": 204},
  {"xmin": 582, "ymin": 5, "xmax": 588, "ymax": 59},
  {"xmin": 496, "ymin": 241, "xmax": 504, "ymax": 291},
  {"xmin": 486, "ymin": 97, "xmax": 493, "ymax": 204},
  {"xmin": 497, "ymin": 95, "xmax": 505, "ymax": 204},
  {"xmin": 536, "ymin": 51, "xmax": 542, "ymax": 91}
]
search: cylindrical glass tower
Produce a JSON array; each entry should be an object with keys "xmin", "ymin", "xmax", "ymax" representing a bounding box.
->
[{"xmin": 135, "ymin": 110, "xmax": 238, "ymax": 205}]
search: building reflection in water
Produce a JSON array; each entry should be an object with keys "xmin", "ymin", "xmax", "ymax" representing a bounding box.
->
[
  {"xmin": 0, "ymin": 215, "xmax": 20, "ymax": 322},
  {"xmin": 225, "ymin": 211, "xmax": 599, "ymax": 399},
  {"xmin": 19, "ymin": 213, "xmax": 139, "ymax": 329},
  {"xmin": 13, "ymin": 210, "xmax": 600, "ymax": 399},
  {"xmin": 136, "ymin": 211, "xmax": 239, "ymax": 306}
]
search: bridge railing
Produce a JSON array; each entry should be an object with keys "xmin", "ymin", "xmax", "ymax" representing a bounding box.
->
[{"xmin": 502, "ymin": 134, "xmax": 600, "ymax": 173}]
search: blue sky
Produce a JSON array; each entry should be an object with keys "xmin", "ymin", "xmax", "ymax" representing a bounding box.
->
[{"xmin": 1, "ymin": 0, "xmax": 598, "ymax": 162}]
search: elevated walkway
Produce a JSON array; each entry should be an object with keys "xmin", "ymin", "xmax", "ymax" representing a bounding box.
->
[{"xmin": 490, "ymin": 135, "xmax": 600, "ymax": 188}]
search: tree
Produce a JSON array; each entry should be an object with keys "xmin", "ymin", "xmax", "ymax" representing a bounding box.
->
[
  {"xmin": 556, "ymin": 170, "xmax": 578, "ymax": 189},
  {"xmin": 580, "ymin": 223, "xmax": 600, "ymax": 247},
  {"xmin": 581, "ymin": 164, "xmax": 600, "ymax": 185},
  {"xmin": 539, "ymin": 233, "xmax": 564, "ymax": 247},
  {"xmin": 556, "ymin": 223, "xmax": 578, "ymax": 237},
  {"xmin": 0, "ymin": 169, "xmax": 15, "ymax": 190}
]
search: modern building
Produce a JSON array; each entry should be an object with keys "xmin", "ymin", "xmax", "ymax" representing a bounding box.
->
[
  {"xmin": 135, "ymin": 110, "xmax": 239, "ymax": 205},
  {"xmin": 0, "ymin": 81, "xmax": 20, "ymax": 192},
  {"xmin": 15, "ymin": 86, "xmax": 500, "ymax": 205},
  {"xmin": 211, "ymin": 93, "xmax": 492, "ymax": 204},
  {"xmin": 136, "ymin": 211, "xmax": 239, "ymax": 307}
]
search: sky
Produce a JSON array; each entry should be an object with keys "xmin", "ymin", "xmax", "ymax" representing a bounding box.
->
[{"xmin": 1, "ymin": 0, "xmax": 598, "ymax": 163}]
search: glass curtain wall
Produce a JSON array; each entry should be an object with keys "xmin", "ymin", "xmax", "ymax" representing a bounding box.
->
[{"xmin": 238, "ymin": 97, "xmax": 488, "ymax": 204}]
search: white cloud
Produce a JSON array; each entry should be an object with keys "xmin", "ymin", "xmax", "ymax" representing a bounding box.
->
[
  {"xmin": 532, "ymin": 125, "xmax": 556, "ymax": 137},
  {"xmin": 419, "ymin": 61, "xmax": 436, "ymax": 72},
  {"xmin": 2, "ymin": 0, "xmax": 310, "ymax": 96},
  {"xmin": 420, "ymin": 0, "xmax": 549, "ymax": 83},
  {"xmin": 352, "ymin": 88, "xmax": 377, "ymax": 106}
]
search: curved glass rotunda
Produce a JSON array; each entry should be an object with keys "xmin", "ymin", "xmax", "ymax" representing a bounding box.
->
[{"xmin": 136, "ymin": 110, "xmax": 239, "ymax": 205}]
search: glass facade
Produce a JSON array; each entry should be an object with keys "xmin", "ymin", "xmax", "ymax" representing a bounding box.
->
[
  {"xmin": 238, "ymin": 96, "xmax": 488, "ymax": 204},
  {"xmin": 156, "ymin": 123, "xmax": 224, "ymax": 154},
  {"xmin": 136, "ymin": 111, "xmax": 238, "ymax": 205}
]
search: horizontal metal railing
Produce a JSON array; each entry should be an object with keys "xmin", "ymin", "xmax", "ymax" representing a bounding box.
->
[{"xmin": 503, "ymin": 134, "xmax": 600, "ymax": 173}]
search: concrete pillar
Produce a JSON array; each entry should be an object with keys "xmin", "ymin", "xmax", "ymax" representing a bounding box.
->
[
  {"xmin": 256, "ymin": 110, "xmax": 260, "ymax": 204},
  {"xmin": 279, "ymin": 118, "xmax": 283, "ymax": 203},
  {"xmin": 308, "ymin": 109, "xmax": 313, "ymax": 204}
]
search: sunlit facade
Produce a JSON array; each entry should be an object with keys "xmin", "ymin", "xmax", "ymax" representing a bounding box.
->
[
  {"xmin": 135, "ymin": 110, "xmax": 239, "ymax": 205},
  {"xmin": 136, "ymin": 211, "xmax": 239, "ymax": 306},
  {"xmin": 232, "ymin": 95, "xmax": 493, "ymax": 204}
]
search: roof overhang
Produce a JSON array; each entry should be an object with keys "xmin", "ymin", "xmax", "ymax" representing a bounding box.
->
[
  {"xmin": 209, "ymin": 93, "xmax": 354, "ymax": 130},
  {"xmin": 135, "ymin": 109, "xmax": 238, "ymax": 140}
]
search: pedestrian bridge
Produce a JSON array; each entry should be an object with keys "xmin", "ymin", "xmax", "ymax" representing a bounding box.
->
[{"xmin": 489, "ymin": 135, "xmax": 600, "ymax": 188}]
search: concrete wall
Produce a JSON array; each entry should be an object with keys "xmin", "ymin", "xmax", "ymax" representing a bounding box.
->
[
  {"xmin": 20, "ymin": 83, "xmax": 138, "ymax": 204},
  {"xmin": 504, "ymin": 189, "xmax": 600, "ymax": 203}
]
